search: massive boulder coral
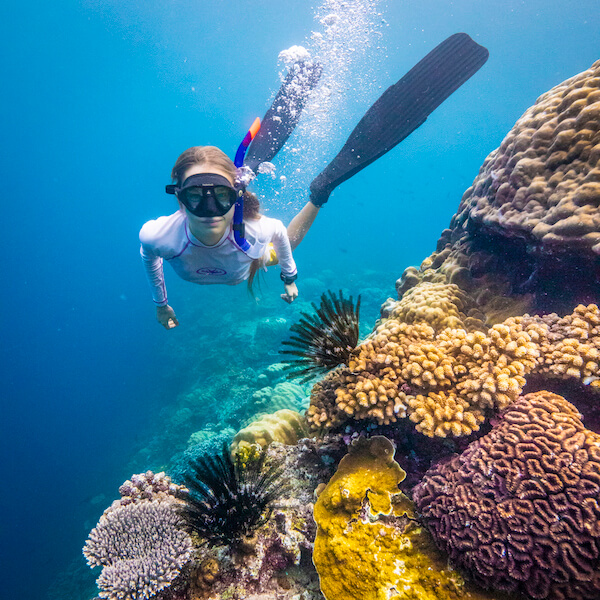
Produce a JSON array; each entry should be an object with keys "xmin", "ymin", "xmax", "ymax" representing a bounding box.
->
[
  {"xmin": 250, "ymin": 381, "xmax": 308, "ymax": 415},
  {"xmin": 397, "ymin": 60, "xmax": 600, "ymax": 316},
  {"xmin": 307, "ymin": 299, "xmax": 600, "ymax": 437},
  {"xmin": 412, "ymin": 391, "xmax": 600, "ymax": 600},
  {"xmin": 454, "ymin": 60, "xmax": 600, "ymax": 255},
  {"xmin": 383, "ymin": 282, "xmax": 486, "ymax": 331},
  {"xmin": 231, "ymin": 408, "xmax": 307, "ymax": 454},
  {"xmin": 313, "ymin": 436, "xmax": 513, "ymax": 600},
  {"xmin": 83, "ymin": 499, "xmax": 193, "ymax": 600}
]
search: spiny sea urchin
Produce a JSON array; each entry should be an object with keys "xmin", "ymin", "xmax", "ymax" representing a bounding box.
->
[
  {"xmin": 280, "ymin": 289, "xmax": 361, "ymax": 382},
  {"xmin": 182, "ymin": 443, "xmax": 285, "ymax": 546}
]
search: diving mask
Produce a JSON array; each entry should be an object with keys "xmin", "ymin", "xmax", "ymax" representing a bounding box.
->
[{"xmin": 165, "ymin": 173, "xmax": 241, "ymax": 217}]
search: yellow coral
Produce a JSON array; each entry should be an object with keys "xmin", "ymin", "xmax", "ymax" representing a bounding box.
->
[
  {"xmin": 389, "ymin": 282, "xmax": 486, "ymax": 332},
  {"xmin": 308, "ymin": 303, "xmax": 600, "ymax": 438},
  {"xmin": 232, "ymin": 442, "xmax": 262, "ymax": 468},
  {"xmin": 231, "ymin": 409, "xmax": 306, "ymax": 454},
  {"xmin": 313, "ymin": 436, "xmax": 515, "ymax": 600}
]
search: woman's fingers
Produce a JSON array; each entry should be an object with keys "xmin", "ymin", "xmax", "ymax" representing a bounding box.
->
[{"xmin": 157, "ymin": 305, "xmax": 179, "ymax": 329}]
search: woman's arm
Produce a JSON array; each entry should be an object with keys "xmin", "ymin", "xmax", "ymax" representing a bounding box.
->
[
  {"xmin": 269, "ymin": 220, "xmax": 299, "ymax": 303},
  {"xmin": 287, "ymin": 201, "xmax": 320, "ymax": 250},
  {"xmin": 140, "ymin": 247, "xmax": 180, "ymax": 329}
]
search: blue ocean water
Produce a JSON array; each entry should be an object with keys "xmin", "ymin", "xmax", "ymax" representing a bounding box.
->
[{"xmin": 1, "ymin": 1, "xmax": 598, "ymax": 598}]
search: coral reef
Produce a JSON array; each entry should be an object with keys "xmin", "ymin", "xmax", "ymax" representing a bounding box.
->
[
  {"xmin": 413, "ymin": 391, "xmax": 600, "ymax": 600},
  {"xmin": 307, "ymin": 300, "xmax": 600, "ymax": 437},
  {"xmin": 454, "ymin": 61, "xmax": 600, "ymax": 255},
  {"xmin": 313, "ymin": 436, "xmax": 511, "ymax": 600},
  {"xmin": 231, "ymin": 408, "xmax": 307, "ymax": 453},
  {"xmin": 101, "ymin": 470, "xmax": 188, "ymax": 517},
  {"xmin": 83, "ymin": 499, "xmax": 193, "ymax": 600},
  {"xmin": 183, "ymin": 443, "xmax": 286, "ymax": 546},
  {"xmin": 396, "ymin": 60, "xmax": 600, "ymax": 316},
  {"xmin": 384, "ymin": 282, "xmax": 487, "ymax": 331},
  {"xmin": 185, "ymin": 440, "xmax": 337, "ymax": 600},
  {"xmin": 281, "ymin": 290, "xmax": 361, "ymax": 381},
  {"xmin": 523, "ymin": 304, "xmax": 600, "ymax": 387},
  {"xmin": 250, "ymin": 381, "xmax": 309, "ymax": 415},
  {"xmin": 170, "ymin": 428, "xmax": 236, "ymax": 485}
]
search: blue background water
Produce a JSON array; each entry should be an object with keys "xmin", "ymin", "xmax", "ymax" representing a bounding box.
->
[{"xmin": 1, "ymin": 1, "xmax": 598, "ymax": 598}]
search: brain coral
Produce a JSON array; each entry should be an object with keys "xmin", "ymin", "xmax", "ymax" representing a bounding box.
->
[
  {"xmin": 307, "ymin": 300, "xmax": 600, "ymax": 437},
  {"xmin": 313, "ymin": 436, "xmax": 513, "ymax": 600},
  {"xmin": 412, "ymin": 391, "xmax": 600, "ymax": 600},
  {"xmin": 83, "ymin": 499, "xmax": 193, "ymax": 600},
  {"xmin": 453, "ymin": 59, "xmax": 600, "ymax": 255}
]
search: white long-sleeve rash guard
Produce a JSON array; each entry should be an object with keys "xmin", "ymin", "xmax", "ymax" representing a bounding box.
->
[{"xmin": 139, "ymin": 210, "xmax": 298, "ymax": 306}]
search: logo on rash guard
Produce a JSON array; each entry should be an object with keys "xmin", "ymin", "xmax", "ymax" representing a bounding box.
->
[{"xmin": 196, "ymin": 267, "xmax": 227, "ymax": 276}]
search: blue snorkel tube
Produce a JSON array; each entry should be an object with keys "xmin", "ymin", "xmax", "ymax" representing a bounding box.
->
[{"xmin": 232, "ymin": 117, "xmax": 261, "ymax": 252}]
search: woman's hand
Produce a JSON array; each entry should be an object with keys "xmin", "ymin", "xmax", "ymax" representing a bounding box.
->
[
  {"xmin": 156, "ymin": 304, "xmax": 179, "ymax": 329},
  {"xmin": 281, "ymin": 282, "xmax": 298, "ymax": 304}
]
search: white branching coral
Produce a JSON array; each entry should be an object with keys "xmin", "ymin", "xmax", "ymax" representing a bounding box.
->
[{"xmin": 83, "ymin": 499, "xmax": 193, "ymax": 600}]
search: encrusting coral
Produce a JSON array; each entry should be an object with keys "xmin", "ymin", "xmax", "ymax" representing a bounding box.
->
[
  {"xmin": 83, "ymin": 499, "xmax": 193, "ymax": 600},
  {"xmin": 231, "ymin": 408, "xmax": 307, "ymax": 453},
  {"xmin": 307, "ymin": 296, "xmax": 600, "ymax": 437},
  {"xmin": 413, "ymin": 390, "xmax": 600, "ymax": 600},
  {"xmin": 313, "ymin": 435, "xmax": 514, "ymax": 600}
]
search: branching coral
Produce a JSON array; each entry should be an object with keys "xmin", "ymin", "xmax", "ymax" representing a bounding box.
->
[
  {"xmin": 102, "ymin": 470, "xmax": 188, "ymax": 517},
  {"xmin": 182, "ymin": 443, "xmax": 285, "ymax": 546},
  {"xmin": 525, "ymin": 304, "xmax": 600, "ymax": 386},
  {"xmin": 307, "ymin": 297, "xmax": 600, "ymax": 437},
  {"xmin": 83, "ymin": 500, "xmax": 193, "ymax": 600},
  {"xmin": 413, "ymin": 390, "xmax": 600, "ymax": 600},
  {"xmin": 281, "ymin": 290, "xmax": 361, "ymax": 381}
]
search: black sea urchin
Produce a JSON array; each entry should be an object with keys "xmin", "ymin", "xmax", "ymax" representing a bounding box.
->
[
  {"xmin": 280, "ymin": 289, "xmax": 361, "ymax": 382},
  {"xmin": 182, "ymin": 444, "xmax": 285, "ymax": 546}
]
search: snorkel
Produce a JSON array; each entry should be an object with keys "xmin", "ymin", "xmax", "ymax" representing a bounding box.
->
[{"xmin": 232, "ymin": 117, "xmax": 261, "ymax": 252}]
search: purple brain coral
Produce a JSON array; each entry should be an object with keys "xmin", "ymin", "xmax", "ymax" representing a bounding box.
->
[{"xmin": 412, "ymin": 390, "xmax": 600, "ymax": 600}]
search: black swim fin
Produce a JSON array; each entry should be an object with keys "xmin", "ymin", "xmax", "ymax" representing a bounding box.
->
[
  {"xmin": 244, "ymin": 59, "xmax": 323, "ymax": 172},
  {"xmin": 309, "ymin": 33, "xmax": 489, "ymax": 206}
]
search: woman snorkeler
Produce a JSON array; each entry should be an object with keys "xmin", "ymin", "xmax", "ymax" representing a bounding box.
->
[
  {"xmin": 140, "ymin": 145, "xmax": 320, "ymax": 330},
  {"xmin": 139, "ymin": 34, "xmax": 489, "ymax": 330}
]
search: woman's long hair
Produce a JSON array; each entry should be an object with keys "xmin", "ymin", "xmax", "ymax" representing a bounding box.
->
[{"xmin": 171, "ymin": 146, "xmax": 262, "ymax": 293}]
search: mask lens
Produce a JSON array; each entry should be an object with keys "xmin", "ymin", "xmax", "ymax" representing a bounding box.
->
[
  {"xmin": 213, "ymin": 186, "xmax": 236, "ymax": 211},
  {"xmin": 181, "ymin": 189, "xmax": 203, "ymax": 210},
  {"xmin": 180, "ymin": 185, "xmax": 236, "ymax": 217}
]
